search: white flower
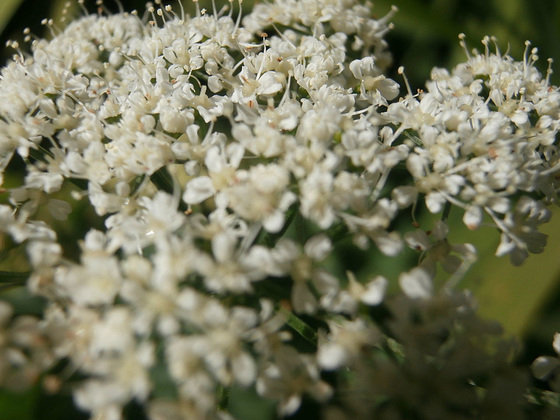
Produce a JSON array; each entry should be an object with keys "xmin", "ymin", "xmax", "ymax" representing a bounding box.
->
[
  {"xmin": 183, "ymin": 144, "xmax": 244, "ymax": 205},
  {"xmin": 404, "ymin": 221, "xmax": 476, "ymax": 277},
  {"xmin": 26, "ymin": 240, "xmax": 61, "ymax": 269},
  {"xmin": 350, "ymin": 57, "xmax": 399, "ymax": 103},
  {"xmin": 226, "ymin": 164, "xmax": 296, "ymax": 232},
  {"xmin": 54, "ymin": 231, "xmax": 122, "ymax": 306},
  {"xmin": 165, "ymin": 335, "xmax": 216, "ymax": 411},
  {"xmin": 392, "ymin": 185, "xmax": 418, "ymax": 209},
  {"xmin": 256, "ymin": 347, "xmax": 332, "ymax": 416},
  {"xmin": 353, "ymin": 275, "xmax": 388, "ymax": 306},
  {"xmin": 0, "ymin": 1, "xmax": 559, "ymax": 418},
  {"xmin": 532, "ymin": 333, "xmax": 560, "ymax": 392},
  {"xmin": 299, "ymin": 169, "xmax": 337, "ymax": 229},
  {"xmin": 318, "ymin": 319, "xmax": 379, "ymax": 370},
  {"xmin": 196, "ymin": 231, "xmax": 266, "ymax": 293},
  {"xmin": 138, "ymin": 192, "xmax": 185, "ymax": 239}
]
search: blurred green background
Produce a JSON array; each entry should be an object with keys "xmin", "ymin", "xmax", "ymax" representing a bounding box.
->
[{"xmin": 1, "ymin": 0, "xmax": 560, "ymax": 419}]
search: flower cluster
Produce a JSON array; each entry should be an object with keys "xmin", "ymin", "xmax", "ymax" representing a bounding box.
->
[{"xmin": 0, "ymin": 0, "xmax": 559, "ymax": 419}]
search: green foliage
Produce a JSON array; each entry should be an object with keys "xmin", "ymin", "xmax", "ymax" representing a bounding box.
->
[{"xmin": 0, "ymin": 0, "xmax": 23, "ymax": 34}]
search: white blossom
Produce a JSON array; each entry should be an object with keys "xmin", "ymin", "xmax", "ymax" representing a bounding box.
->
[{"xmin": 0, "ymin": 1, "xmax": 558, "ymax": 418}]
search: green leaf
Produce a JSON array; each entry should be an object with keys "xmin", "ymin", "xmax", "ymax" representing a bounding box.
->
[
  {"xmin": 527, "ymin": 387, "xmax": 560, "ymax": 408},
  {"xmin": 444, "ymin": 207, "xmax": 560, "ymax": 339},
  {"xmin": 151, "ymin": 166, "xmax": 174, "ymax": 194},
  {"xmin": 0, "ymin": 0, "xmax": 23, "ymax": 34},
  {"xmin": 228, "ymin": 385, "xmax": 276, "ymax": 420},
  {"xmin": 0, "ymin": 387, "xmax": 39, "ymax": 420},
  {"xmin": 0, "ymin": 271, "xmax": 30, "ymax": 280},
  {"xmin": 47, "ymin": 0, "xmax": 79, "ymax": 31}
]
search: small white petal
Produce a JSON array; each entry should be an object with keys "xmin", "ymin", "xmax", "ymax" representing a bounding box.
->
[
  {"xmin": 553, "ymin": 333, "xmax": 560, "ymax": 355},
  {"xmin": 183, "ymin": 176, "xmax": 215, "ymax": 204},
  {"xmin": 47, "ymin": 199, "xmax": 72, "ymax": 221},
  {"xmin": 399, "ymin": 268, "xmax": 432, "ymax": 299},
  {"xmin": 281, "ymin": 394, "xmax": 302, "ymax": 416},
  {"xmin": 431, "ymin": 220, "xmax": 449, "ymax": 240},
  {"xmin": 318, "ymin": 344, "xmax": 346, "ymax": 370},
  {"xmin": 532, "ymin": 356, "xmax": 560, "ymax": 380},
  {"xmin": 349, "ymin": 59, "xmax": 365, "ymax": 79},
  {"xmin": 292, "ymin": 282, "xmax": 317, "ymax": 314},
  {"xmin": 263, "ymin": 210, "xmax": 284, "ymax": 233},
  {"xmin": 212, "ymin": 232, "xmax": 236, "ymax": 263},
  {"xmin": 376, "ymin": 77, "xmax": 400, "ymax": 100},
  {"xmin": 205, "ymin": 146, "xmax": 224, "ymax": 173},
  {"xmin": 495, "ymin": 233, "xmax": 516, "ymax": 257},
  {"xmin": 226, "ymin": 143, "xmax": 245, "ymax": 169},
  {"xmin": 207, "ymin": 75, "xmax": 223, "ymax": 93},
  {"xmin": 392, "ymin": 186, "xmax": 418, "ymax": 209},
  {"xmin": 404, "ymin": 230, "xmax": 431, "ymax": 251},
  {"xmin": 425, "ymin": 192, "xmax": 445, "ymax": 213},
  {"xmin": 489, "ymin": 197, "xmax": 510, "ymax": 214},
  {"xmin": 373, "ymin": 232, "xmax": 402, "ymax": 256},
  {"xmin": 361, "ymin": 276, "xmax": 388, "ymax": 305},
  {"xmin": 256, "ymin": 72, "xmax": 283, "ymax": 95},
  {"xmin": 406, "ymin": 154, "xmax": 425, "ymax": 178},
  {"xmin": 232, "ymin": 352, "xmax": 256, "ymax": 386},
  {"xmin": 463, "ymin": 206, "xmax": 482, "ymax": 230},
  {"xmin": 304, "ymin": 234, "xmax": 332, "ymax": 261}
]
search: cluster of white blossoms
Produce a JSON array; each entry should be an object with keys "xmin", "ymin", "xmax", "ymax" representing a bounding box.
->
[{"xmin": 1, "ymin": 0, "xmax": 560, "ymax": 418}]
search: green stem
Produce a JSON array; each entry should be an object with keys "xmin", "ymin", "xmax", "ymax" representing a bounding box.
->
[
  {"xmin": 281, "ymin": 308, "xmax": 319, "ymax": 346},
  {"xmin": 0, "ymin": 271, "xmax": 30, "ymax": 281},
  {"xmin": 0, "ymin": 271, "xmax": 30, "ymax": 291},
  {"xmin": 441, "ymin": 201, "xmax": 452, "ymax": 222},
  {"xmin": 217, "ymin": 385, "xmax": 230, "ymax": 411},
  {"xmin": 328, "ymin": 222, "xmax": 351, "ymax": 243}
]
